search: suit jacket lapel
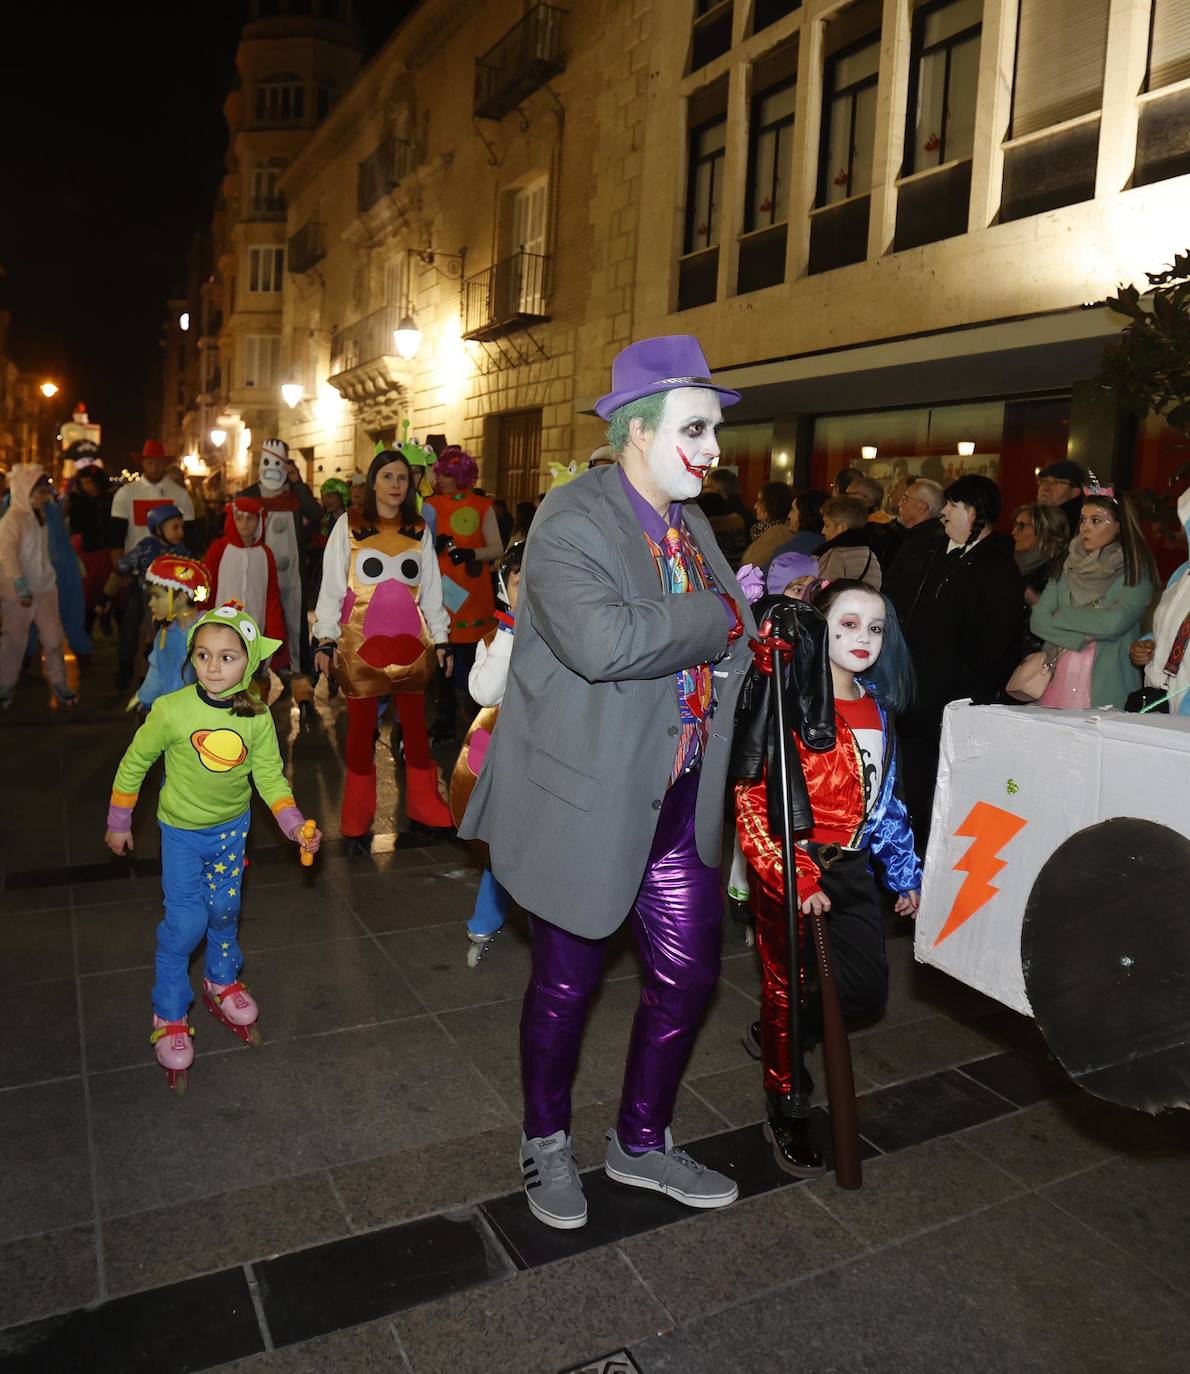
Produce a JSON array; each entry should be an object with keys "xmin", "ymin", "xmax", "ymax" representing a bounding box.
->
[{"xmin": 601, "ymin": 463, "xmax": 666, "ymax": 597}]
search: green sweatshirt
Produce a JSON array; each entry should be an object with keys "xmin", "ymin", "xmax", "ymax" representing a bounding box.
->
[{"xmin": 110, "ymin": 684, "xmax": 297, "ymax": 831}]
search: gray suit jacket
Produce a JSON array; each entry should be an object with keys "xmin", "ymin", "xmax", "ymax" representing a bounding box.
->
[{"xmin": 459, "ymin": 462, "xmax": 758, "ymax": 937}]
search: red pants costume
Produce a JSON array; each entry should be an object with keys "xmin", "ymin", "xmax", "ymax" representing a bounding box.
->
[{"xmin": 342, "ymin": 692, "xmax": 454, "ymax": 836}]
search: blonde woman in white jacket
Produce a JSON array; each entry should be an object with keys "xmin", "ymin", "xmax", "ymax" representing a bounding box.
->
[{"xmin": 0, "ymin": 466, "xmax": 77, "ymax": 709}]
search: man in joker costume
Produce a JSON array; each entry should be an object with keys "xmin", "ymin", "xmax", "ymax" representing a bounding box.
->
[
  {"xmin": 461, "ymin": 336, "xmax": 757, "ymax": 1229},
  {"xmin": 239, "ymin": 438, "xmax": 320, "ymax": 713}
]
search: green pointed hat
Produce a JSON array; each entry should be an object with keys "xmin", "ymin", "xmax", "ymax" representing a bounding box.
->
[{"xmin": 187, "ymin": 603, "xmax": 283, "ymax": 695}]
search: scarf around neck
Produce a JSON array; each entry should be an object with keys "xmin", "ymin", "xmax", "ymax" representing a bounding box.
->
[{"xmin": 1061, "ymin": 537, "xmax": 1125, "ymax": 608}]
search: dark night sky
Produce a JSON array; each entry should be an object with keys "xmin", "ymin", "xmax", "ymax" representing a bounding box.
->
[{"xmin": 0, "ymin": 1, "xmax": 412, "ymax": 462}]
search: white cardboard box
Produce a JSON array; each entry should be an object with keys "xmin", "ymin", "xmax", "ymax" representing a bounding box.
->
[{"xmin": 914, "ymin": 703, "xmax": 1190, "ymax": 1015}]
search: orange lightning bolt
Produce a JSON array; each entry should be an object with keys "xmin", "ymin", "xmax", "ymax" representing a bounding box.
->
[{"xmin": 933, "ymin": 801, "xmax": 1028, "ymax": 946}]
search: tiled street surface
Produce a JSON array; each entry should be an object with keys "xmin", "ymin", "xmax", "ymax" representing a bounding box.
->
[{"xmin": 2, "ymin": 659, "xmax": 1189, "ymax": 1372}]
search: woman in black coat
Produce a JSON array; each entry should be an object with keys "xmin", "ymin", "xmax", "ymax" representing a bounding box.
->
[{"xmin": 895, "ymin": 475, "xmax": 1023, "ymax": 850}]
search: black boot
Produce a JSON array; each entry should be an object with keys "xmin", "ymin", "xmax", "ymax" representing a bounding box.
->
[
  {"xmin": 763, "ymin": 1088, "xmax": 826, "ymax": 1177},
  {"xmin": 342, "ymin": 832, "xmax": 373, "ymax": 856}
]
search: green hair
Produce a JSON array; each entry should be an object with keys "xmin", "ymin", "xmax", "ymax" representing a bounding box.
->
[{"xmin": 605, "ymin": 391, "xmax": 669, "ymax": 456}]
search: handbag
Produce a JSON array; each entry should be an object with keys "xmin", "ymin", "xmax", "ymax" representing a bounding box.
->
[
  {"xmin": 1125, "ymin": 686, "xmax": 1169, "ymax": 714},
  {"xmin": 1039, "ymin": 642, "xmax": 1095, "ymax": 710},
  {"xmin": 1006, "ymin": 648, "xmax": 1062, "ymax": 702}
]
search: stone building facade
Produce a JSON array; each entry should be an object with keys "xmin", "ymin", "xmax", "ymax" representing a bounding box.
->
[
  {"xmin": 628, "ymin": 0, "xmax": 1190, "ymax": 519},
  {"xmin": 174, "ymin": 0, "xmax": 1190, "ymax": 528},
  {"xmin": 169, "ymin": 0, "xmax": 361, "ymax": 484},
  {"xmin": 277, "ymin": 0, "xmax": 653, "ymax": 495}
]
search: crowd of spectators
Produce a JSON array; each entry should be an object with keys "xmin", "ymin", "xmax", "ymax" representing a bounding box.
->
[{"xmin": 697, "ymin": 455, "xmax": 1170, "ymax": 852}]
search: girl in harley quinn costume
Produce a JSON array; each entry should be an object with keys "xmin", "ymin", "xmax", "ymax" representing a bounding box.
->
[{"xmin": 735, "ymin": 579, "xmax": 921, "ymax": 1176}]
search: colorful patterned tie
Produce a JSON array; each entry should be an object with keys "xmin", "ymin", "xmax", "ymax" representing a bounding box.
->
[{"xmin": 662, "ymin": 527, "xmax": 689, "ymax": 594}]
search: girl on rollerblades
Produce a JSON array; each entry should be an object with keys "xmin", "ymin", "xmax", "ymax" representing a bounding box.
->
[{"xmin": 104, "ymin": 604, "xmax": 322, "ymax": 1094}]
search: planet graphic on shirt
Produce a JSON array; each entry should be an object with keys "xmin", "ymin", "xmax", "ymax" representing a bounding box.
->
[{"xmin": 190, "ymin": 728, "xmax": 248, "ymax": 773}]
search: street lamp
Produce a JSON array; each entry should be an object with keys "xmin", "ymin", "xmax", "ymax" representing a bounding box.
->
[
  {"xmin": 209, "ymin": 428, "xmax": 227, "ymax": 449},
  {"xmin": 40, "ymin": 381, "xmax": 59, "ymax": 399},
  {"xmin": 281, "ymin": 382, "xmax": 304, "ymax": 408},
  {"xmin": 393, "ymin": 315, "xmax": 421, "ymax": 361}
]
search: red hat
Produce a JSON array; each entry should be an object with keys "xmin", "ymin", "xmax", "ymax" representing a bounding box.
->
[
  {"xmin": 144, "ymin": 555, "xmax": 211, "ymax": 605},
  {"xmin": 141, "ymin": 439, "xmax": 168, "ymax": 460}
]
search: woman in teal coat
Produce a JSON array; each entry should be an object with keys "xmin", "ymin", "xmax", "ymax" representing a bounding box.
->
[{"xmin": 1030, "ymin": 488, "xmax": 1156, "ymax": 709}]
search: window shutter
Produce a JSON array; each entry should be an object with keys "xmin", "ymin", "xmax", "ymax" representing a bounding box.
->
[
  {"xmin": 1012, "ymin": 0, "xmax": 1110, "ymax": 137},
  {"xmin": 1150, "ymin": 0, "xmax": 1190, "ymax": 90}
]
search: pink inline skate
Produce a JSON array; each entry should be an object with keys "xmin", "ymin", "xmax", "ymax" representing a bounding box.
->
[
  {"xmin": 201, "ymin": 979, "xmax": 261, "ymax": 1048},
  {"xmin": 150, "ymin": 1015, "xmax": 195, "ymax": 1096}
]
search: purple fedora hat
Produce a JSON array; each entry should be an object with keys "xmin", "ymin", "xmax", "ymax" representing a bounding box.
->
[{"xmin": 594, "ymin": 335, "xmax": 741, "ymax": 420}]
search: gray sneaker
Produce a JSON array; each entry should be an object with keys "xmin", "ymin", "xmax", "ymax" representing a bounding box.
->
[
  {"xmin": 604, "ymin": 1128, "xmax": 739, "ymax": 1208},
  {"xmin": 520, "ymin": 1131, "xmax": 587, "ymax": 1230}
]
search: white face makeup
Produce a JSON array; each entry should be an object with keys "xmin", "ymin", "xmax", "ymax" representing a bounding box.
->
[
  {"xmin": 259, "ymin": 450, "xmax": 287, "ymax": 492},
  {"xmin": 644, "ymin": 387, "xmax": 723, "ymax": 503},
  {"xmin": 826, "ymin": 590, "xmax": 885, "ymax": 676}
]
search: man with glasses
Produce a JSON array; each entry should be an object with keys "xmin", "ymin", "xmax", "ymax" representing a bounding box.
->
[
  {"xmin": 1036, "ymin": 459, "xmax": 1086, "ymax": 537},
  {"xmin": 883, "ymin": 478, "xmax": 945, "ymax": 621}
]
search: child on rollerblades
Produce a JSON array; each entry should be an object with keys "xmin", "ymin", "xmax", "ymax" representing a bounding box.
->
[{"xmin": 105, "ymin": 603, "xmax": 321, "ymax": 1094}]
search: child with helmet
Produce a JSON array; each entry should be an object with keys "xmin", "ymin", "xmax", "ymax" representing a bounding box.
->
[{"xmin": 105, "ymin": 603, "xmax": 322, "ymax": 1094}]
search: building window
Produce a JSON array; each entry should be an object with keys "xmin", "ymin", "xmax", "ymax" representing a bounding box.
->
[
  {"xmin": 1010, "ymin": 0, "xmax": 1109, "ymax": 139},
  {"xmin": 692, "ymin": 0, "xmax": 733, "ymax": 72},
  {"xmin": 1136, "ymin": 0, "xmax": 1190, "ymax": 185},
  {"xmin": 255, "ymin": 73, "xmax": 305, "ymax": 125},
  {"xmin": 250, "ymin": 161, "xmax": 287, "ymax": 215},
  {"xmin": 316, "ymin": 83, "xmax": 340, "ymax": 121},
  {"xmin": 820, "ymin": 35, "xmax": 880, "ymax": 207},
  {"xmin": 905, "ymin": 0, "xmax": 981, "ymax": 175},
  {"xmin": 745, "ymin": 79, "xmax": 796, "ymax": 231},
  {"xmin": 243, "ymin": 336, "xmax": 281, "ymax": 390},
  {"xmin": 1148, "ymin": 0, "xmax": 1190, "ymax": 89},
  {"xmin": 685, "ymin": 115, "xmax": 727, "ymax": 252},
  {"xmin": 753, "ymin": 0, "xmax": 800, "ymax": 35},
  {"xmin": 1002, "ymin": 0, "xmax": 1108, "ymax": 221},
  {"xmin": 248, "ymin": 247, "xmax": 285, "ymax": 293}
]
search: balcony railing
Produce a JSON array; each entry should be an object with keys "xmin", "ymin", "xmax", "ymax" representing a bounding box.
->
[
  {"xmin": 245, "ymin": 196, "xmax": 287, "ymax": 221},
  {"xmin": 329, "ymin": 305, "xmax": 403, "ymax": 376},
  {"xmin": 474, "ymin": 4, "xmax": 567, "ymax": 121},
  {"xmin": 288, "ymin": 220, "xmax": 326, "ymax": 275},
  {"xmin": 461, "ymin": 251, "xmax": 551, "ymax": 340},
  {"xmin": 357, "ymin": 138, "xmax": 418, "ymax": 214}
]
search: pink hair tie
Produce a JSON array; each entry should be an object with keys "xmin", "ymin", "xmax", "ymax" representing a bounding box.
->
[{"xmin": 1082, "ymin": 484, "xmax": 1115, "ymax": 498}]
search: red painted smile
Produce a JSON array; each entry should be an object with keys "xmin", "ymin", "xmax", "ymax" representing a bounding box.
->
[{"xmin": 676, "ymin": 445, "xmax": 711, "ymax": 479}]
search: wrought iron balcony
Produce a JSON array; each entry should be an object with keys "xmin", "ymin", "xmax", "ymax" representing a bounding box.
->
[
  {"xmin": 288, "ymin": 220, "xmax": 326, "ymax": 275},
  {"xmin": 328, "ymin": 305, "xmax": 404, "ymax": 393},
  {"xmin": 474, "ymin": 4, "xmax": 567, "ymax": 121},
  {"xmin": 357, "ymin": 137, "xmax": 418, "ymax": 214},
  {"xmin": 461, "ymin": 251, "xmax": 551, "ymax": 341}
]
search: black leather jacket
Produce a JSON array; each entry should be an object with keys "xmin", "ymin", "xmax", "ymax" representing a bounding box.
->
[{"xmin": 730, "ymin": 596, "xmax": 836, "ymax": 834}]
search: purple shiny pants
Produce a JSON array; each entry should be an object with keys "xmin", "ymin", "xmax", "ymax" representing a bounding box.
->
[{"xmin": 520, "ymin": 770, "xmax": 722, "ymax": 1153}]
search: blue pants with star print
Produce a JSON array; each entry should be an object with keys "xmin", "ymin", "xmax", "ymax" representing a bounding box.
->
[{"xmin": 152, "ymin": 808, "xmax": 252, "ymax": 1020}]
